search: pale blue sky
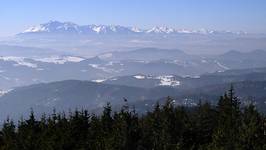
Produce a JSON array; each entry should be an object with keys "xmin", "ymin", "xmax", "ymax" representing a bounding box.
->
[{"xmin": 0, "ymin": 0, "xmax": 266, "ymax": 36}]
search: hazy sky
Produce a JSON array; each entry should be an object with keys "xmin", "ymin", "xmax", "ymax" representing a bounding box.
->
[{"xmin": 1, "ymin": 0, "xmax": 266, "ymax": 36}]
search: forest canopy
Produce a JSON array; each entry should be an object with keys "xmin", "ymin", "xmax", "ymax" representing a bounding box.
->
[{"xmin": 0, "ymin": 88, "xmax": 265, "ymax": 150}]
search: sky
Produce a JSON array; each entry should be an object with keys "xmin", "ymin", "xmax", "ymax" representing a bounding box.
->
[{"xmin": 0, "ymin": 0, "xmax": 266, "ymax": 36}]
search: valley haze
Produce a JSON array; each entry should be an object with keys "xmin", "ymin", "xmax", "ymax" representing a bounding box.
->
[{"xmin": 0, "ymin": 20, "xmax": 265, "ymax": 122}]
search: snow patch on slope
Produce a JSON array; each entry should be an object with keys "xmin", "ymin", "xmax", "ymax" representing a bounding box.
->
[
  {"xmin": 156, "ymin": 75, "xmax": 181, "ymax": 86},
  {"xmin": 132, "ymin": 75, "xmax": 181, "ymax": 87},
  {"xmin": 133, "ymin": 75, "xmax": 146, "ymax": 79},
  {"xmin": 92, "ymin": 79, "xmax": 106, "ymax": 83},
  {"xmin": 0, "ymin": 56, "xmax": 37, "ymax": 68},
  {"xmin": 0, "ymin": 89, "xmax": 13, "ymax": 97},
  {"xmin": 214, "ymin": 60, "xmax": 229, "ymax": 70},
  {"xmin": 35, "ymin": 56, "xmax": 84, "ymax": 64}
]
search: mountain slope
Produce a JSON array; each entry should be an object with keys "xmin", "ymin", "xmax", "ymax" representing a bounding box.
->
[
  {"xmin": 216, "ymin": 49, "xmax": 266, "ymax": 69},
  {"xmin": 0, "ymin": 80, "xmax": 181, "ymax": 122},
  {"xmin": 100, "ymin": 67, "xmax": 266, "ymax": 89},
  {"xmin": 1, "ymin": 67, "xmax": 266, "ymax": 122}
]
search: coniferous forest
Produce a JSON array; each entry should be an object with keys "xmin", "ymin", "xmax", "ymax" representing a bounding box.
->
[{"xmin": 0, "ymin": 88, "xmax": 265, "ymax": 150}]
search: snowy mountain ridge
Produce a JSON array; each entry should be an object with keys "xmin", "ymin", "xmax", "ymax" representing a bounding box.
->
[{"xmin": 21, "ymin": 20, "xmax": 246, "ymax": 35}]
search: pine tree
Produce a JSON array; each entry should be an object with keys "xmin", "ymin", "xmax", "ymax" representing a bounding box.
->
[
  {"xmin": 87, "ymin": 114, "xmax": 105, "ymax": 150},
  {"xmin": 240, "ymin": 104, "xmax": 265, "ymax": 150},
  {"xmin": 210, "ymin": 86, "xmax": 242, "ymax": 149},
  {"xmin": 100, "ymin": 102, "xmax": 114, "ymax": 149},
  {"xmin": 161, "ymin": 96, "xmax": 183, "ymax": 149},
  {"xmin": 0, "ymin": 118, "xmax": 18, "ymax": 150},
  {"xmin": 195, "ymin": 102, "xmax": 217, "ymax": 149},
  {"xmin": 17, "ymin": 110, "xmax": 42, "ymax": 150}
]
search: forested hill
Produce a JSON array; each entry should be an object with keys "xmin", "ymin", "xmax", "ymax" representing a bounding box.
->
[{"xmin": 0, "ymin": 88, "xmax": 265, "ymax": 150}]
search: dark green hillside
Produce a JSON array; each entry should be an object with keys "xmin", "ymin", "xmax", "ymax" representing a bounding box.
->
[{"xmin": 0, "ymin": 88, "xmax": 265, "ymax": 150}]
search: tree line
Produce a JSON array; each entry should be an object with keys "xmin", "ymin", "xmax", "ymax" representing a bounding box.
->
[{"xmin": 0, "ymin": 87, "xmax": 265, "ymax": 150}]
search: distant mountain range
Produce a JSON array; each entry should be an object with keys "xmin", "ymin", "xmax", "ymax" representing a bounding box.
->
[
  {"xmin": 0, "ymin": 20, "xmax": 262, "ymax": 56},
  {"xmin": 20, "ymin": 20, "xmax": 246, "ymax": 35}
]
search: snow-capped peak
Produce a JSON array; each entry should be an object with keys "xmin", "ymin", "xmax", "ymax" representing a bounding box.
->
[
  {"xmin": 23, "ymin": 25, "xmax": 48, "ymax": 33},
  {"xmin": 196, "ymin": 28, "xmax": 214, "ymax": 34},
  {"xmin": 92, "ymin": 25, "xmax": 105, "ymax": 33},
  {"xmin": 23, "ymin": 20, "xmax": 80, "ymax": 33},
  {"xmin": 146, "ymin": 26, "xmax": 175, "ymax": 34},
  {"xmin": 131, "ymin": 27, "xmax": 143, "ymax": 33},
  {"xmin": 176, "ymin": 29, "xmax": 195, "ymax": 34}
]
